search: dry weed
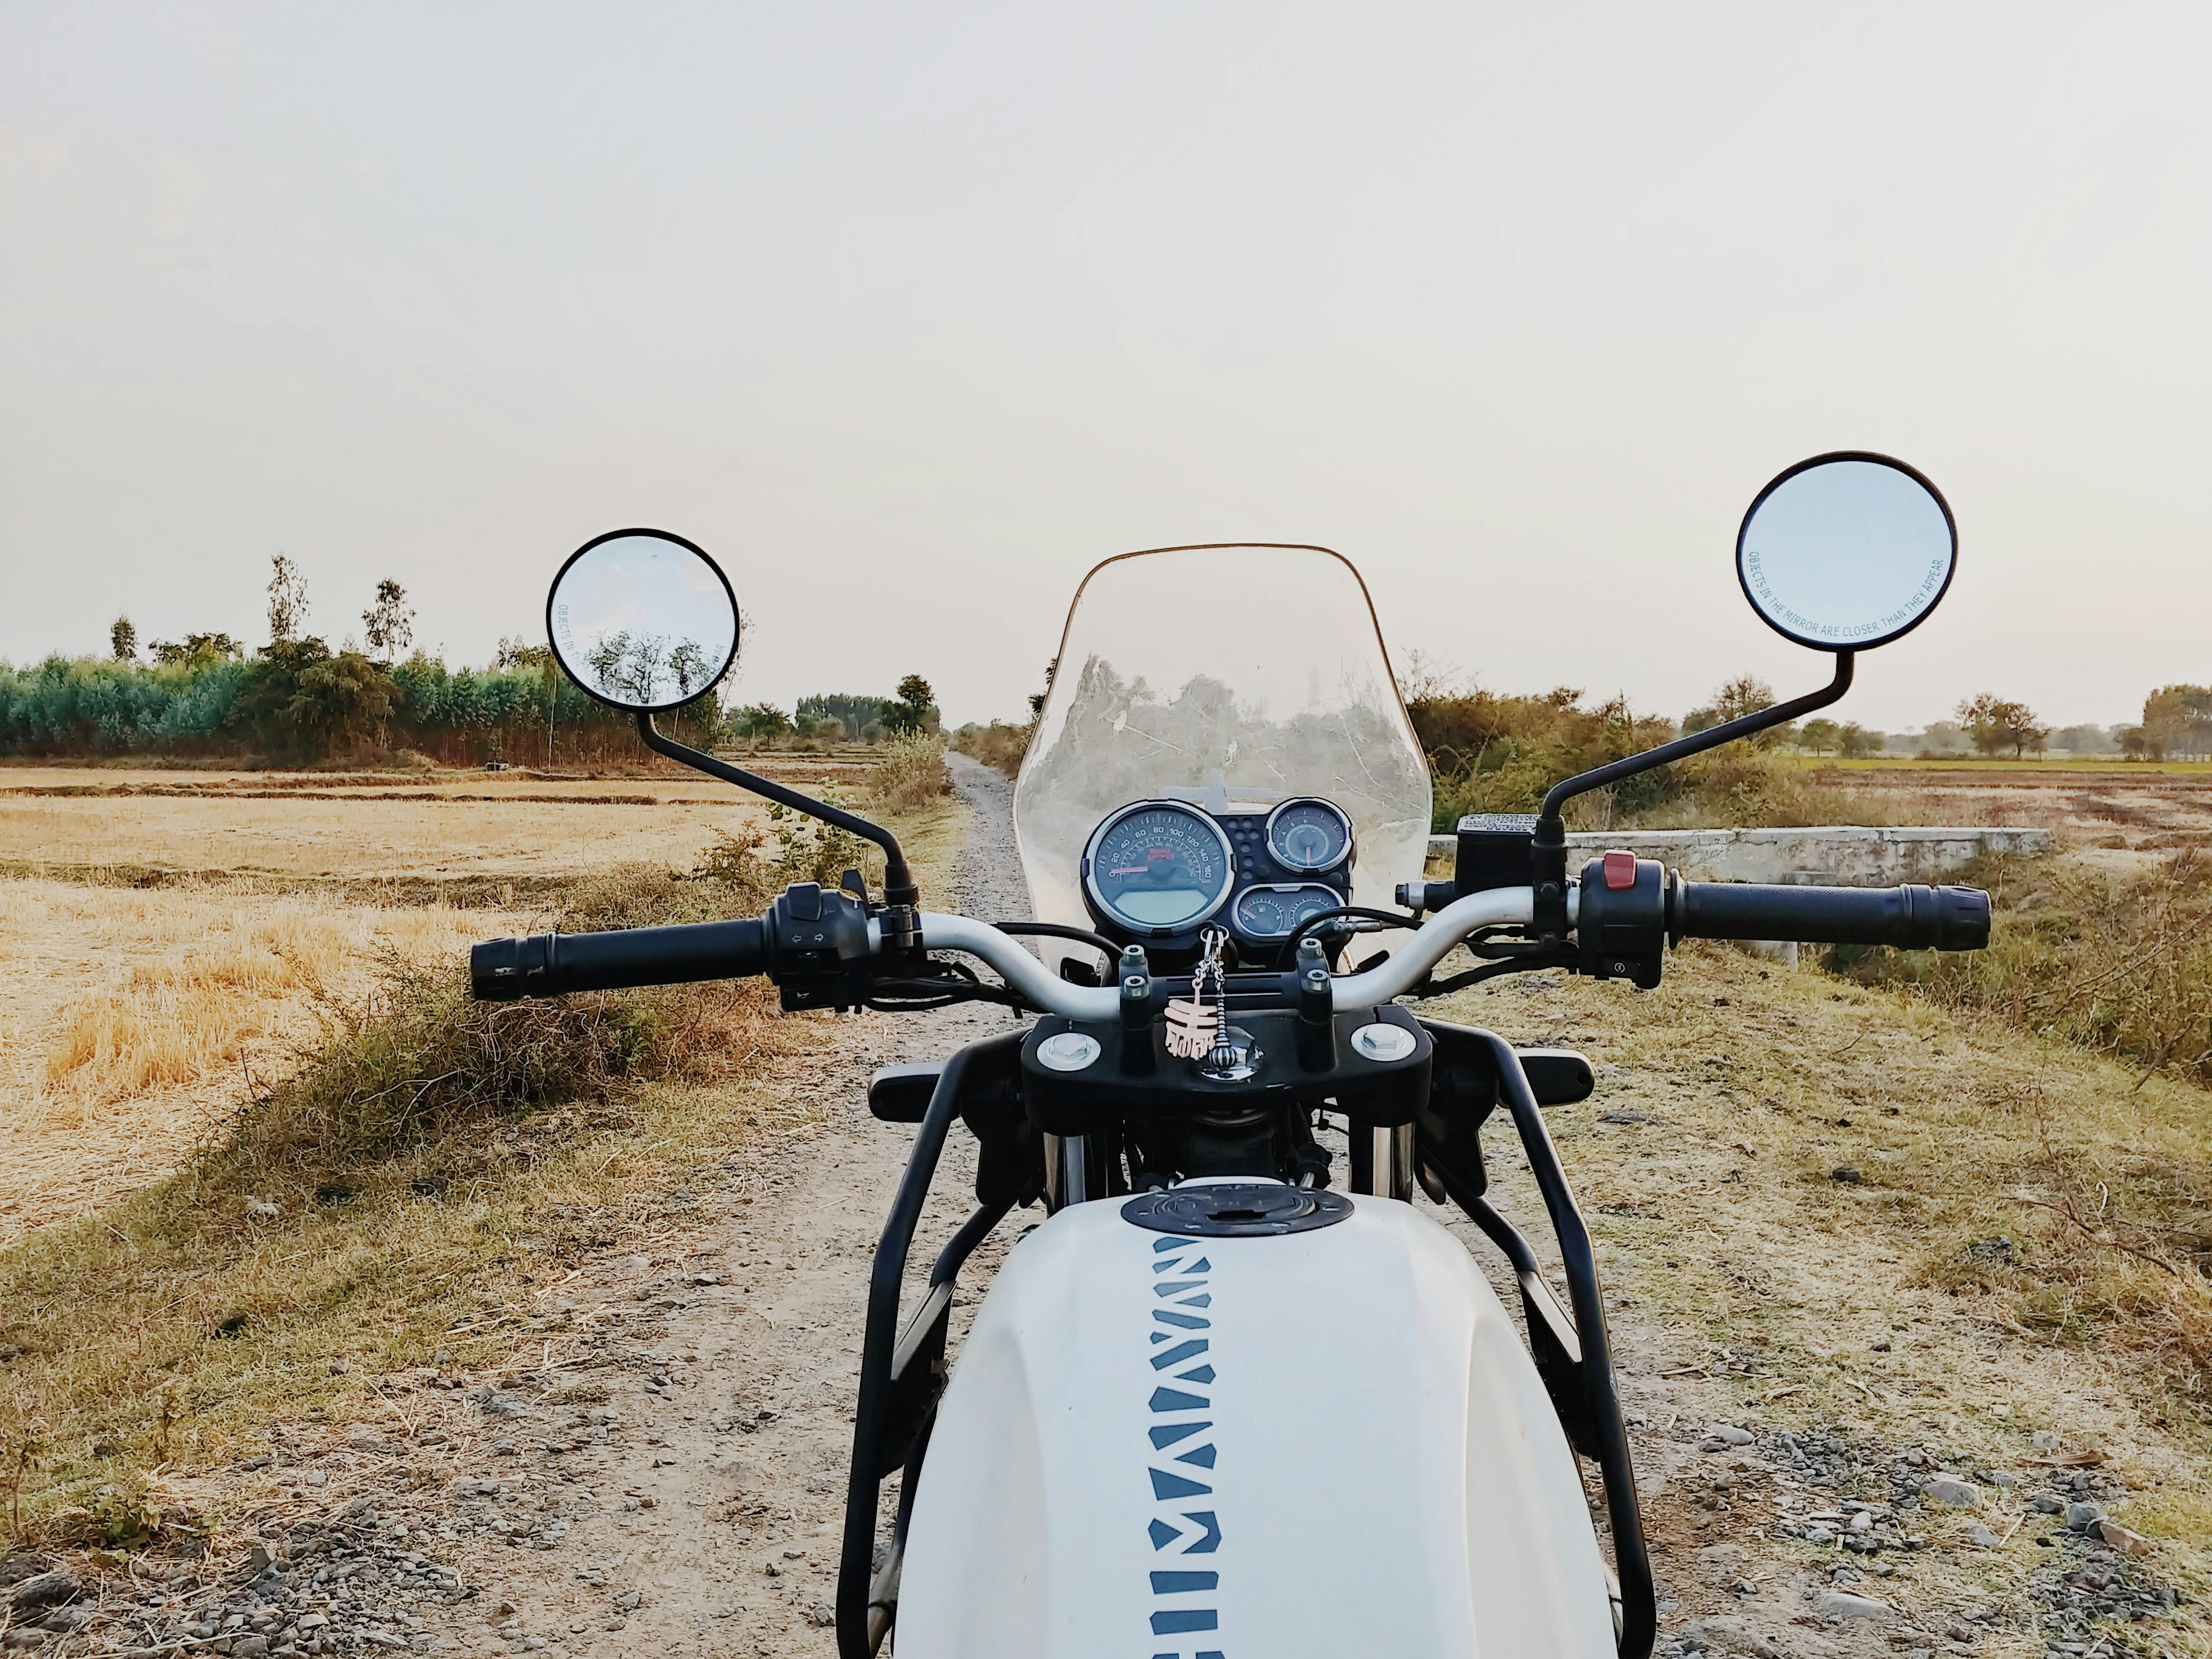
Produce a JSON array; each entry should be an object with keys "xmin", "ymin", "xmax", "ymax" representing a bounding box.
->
[
  {"xmin": 869, "ymin": 732, "xmax": 953, "ymax": 812},
  {"xmin": 1834, "ymin": 847, "xmax": 2212, "ymax": 1087},
  {"xmin": 950, "ymin": 721, "xmax": 1031, "ymax": 778},
  {"xmin": 36, "ymin": 909, "xmax": 487, "ymax": 1106},
  {"xmin": 208, "ymin": 849, "xmax": 794, "ymax": 1185}
]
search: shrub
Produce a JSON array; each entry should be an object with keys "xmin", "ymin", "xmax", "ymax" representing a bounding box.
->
[
  {"xmin": 1413, "ymin": 677, "xmax": 1897, "ymax": 831},
  {"xmin": 201, "ymin": 843, "xmax": 786, "ymax": 1186},
  {"xmin": 1831, "ymin": 848, "xmax": 2212, "ymax": 1087},
  {"xmin": 952, "ymin": 720, "xmax": 1032, "ymax": 777},
  {"xmin": 870, "ymin": 731, "xmax": 953, "ymax": 811}
]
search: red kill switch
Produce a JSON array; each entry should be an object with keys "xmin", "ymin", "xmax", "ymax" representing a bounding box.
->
[{"xmin": 1603, "ymin": 850, "xmax": 1637, "ymax": 891}]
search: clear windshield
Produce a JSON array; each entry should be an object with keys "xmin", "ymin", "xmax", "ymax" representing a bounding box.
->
[{"xmin": 1012, "ymin": 544, "xmax": 1432, "ymax": 943}]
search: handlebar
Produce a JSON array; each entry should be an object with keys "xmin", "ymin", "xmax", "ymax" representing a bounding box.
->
[
  {"xmin": 470, "ymin": 919, "xmax": 768, "ymax": 1001},
  {"xmin": 1674, "ymin": 880, "xmax": 1990, "ymax": 951},
  {"xmin": 905, "ymin": 891, "xmax": 1559, "ymax": 1020},
  {"xmin": 467, "ymin": 873, "xmax": 1988, "ymax": 1017}
]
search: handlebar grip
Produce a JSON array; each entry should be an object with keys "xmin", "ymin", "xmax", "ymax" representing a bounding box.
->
[
  {"xmin": 470, "ymin": 919, "xmax": 769, "ymax": 1001},
  {"xmin": 1674, "ymin": 881, "xmax": 1990, "ymax": 951}
]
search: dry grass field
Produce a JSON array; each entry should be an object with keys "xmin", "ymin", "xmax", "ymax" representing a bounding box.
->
[
  {"xmin": 0, "ymin": 754, "xmax": 933, "ymax": 1238},
  {"xmin": 0, "ymin": 883, "xmax": 516, "ymax": 1240},
  {"xmin": 0, "ymin": 763, "xmax": 843, "ymax": 881},
  {"xmin": 0, "ymin": 749, "xmax": 963, "ymax": 1549}
]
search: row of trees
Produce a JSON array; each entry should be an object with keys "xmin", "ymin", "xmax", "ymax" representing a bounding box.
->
[
  {"xmin": 1399, "ymin": 656, "xmax": 2211, "ymax": 791},
  {"xmin": 722, "ymin": 677, "xmax": 940, "ymax": 744},
  {"xmin": 2129, "ymin": 686, "xmax": 2212, "ymax": 760},
  {"xmin": 3, "ymin": 558, "xmax": 941, "ymax": 766},
  {"xmin": 1927, "ymin": 688, "xmax": 2212, "ymax": 761}
]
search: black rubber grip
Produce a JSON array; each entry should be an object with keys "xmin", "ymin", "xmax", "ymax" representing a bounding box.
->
[
  {"xmin": 1674, "ymin": 882, "xmax": 1990, "ymax": 950},
  {"xmin": 470, "ymin": 919, "xmax": 769, "ymax": 1001}
]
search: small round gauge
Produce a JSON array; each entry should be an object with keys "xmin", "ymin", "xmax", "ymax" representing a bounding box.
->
[
  {"xmin": 1234, "ymin": 883, "xmax": 1345, "ymax": 940},
  {"xmin": 1083, "ymin": 801, "xmax": 1235, "ymax": 934},
  {"xmin": 1265, "ymin": 797, "xmax": 1353, "ymax": 874}
]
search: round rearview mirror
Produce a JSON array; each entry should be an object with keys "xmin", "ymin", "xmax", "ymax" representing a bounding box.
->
[
  {"xmin": 546, "ymin": 529, "xmax": 741, "ymax": 712},
  {"xmin": 1736, "ymin": 453, "xmax": 1957, "ymax": 651}
]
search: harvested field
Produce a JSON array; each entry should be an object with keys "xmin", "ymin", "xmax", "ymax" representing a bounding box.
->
[
  {"xmin": 1794, "ymin": 764, "xmax": 2212, "ymax": 851},
  {"xmin": 0, "ymin": 749, "xmax": 949, "ymax": 1238},
  {"xmin": 0, "ymin": 770, "xmax": 773, "ymax": 881},
  {"xmin": 0, "ymin": 880, "xmax": 526, "ymax": 1240}
]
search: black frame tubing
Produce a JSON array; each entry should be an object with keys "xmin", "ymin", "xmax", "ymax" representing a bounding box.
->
[
  {"xmin": 636, "ymin": 712, "xmax": 920, "ymax": 907},
  {"xmin": 1478, "ymin": 1029, "xmax": 1657, "ymax": 1659},
  {"xmin": 837, "ymin": 1030, "xmax": 1024, "ymax": 1657}
]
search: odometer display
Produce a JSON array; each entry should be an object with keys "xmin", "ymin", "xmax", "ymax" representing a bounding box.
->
[{"xmin": 1085, "ymin": 802, "xmax": 1234, "ymax": 933}]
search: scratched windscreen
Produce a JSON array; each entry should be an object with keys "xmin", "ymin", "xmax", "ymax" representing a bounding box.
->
[{"xmin": 1013, "ymin": 544, "xmax": 1431, "ymax": 945}]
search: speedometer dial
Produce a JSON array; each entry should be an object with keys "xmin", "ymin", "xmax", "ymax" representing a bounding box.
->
[
  {"xmin": 1265, "ymin": 797, "xmax": 1353, "ymax": 874},
  {"xmin": 1083, "ymin": 801, "xmax": 1235, "ymax": 934}
]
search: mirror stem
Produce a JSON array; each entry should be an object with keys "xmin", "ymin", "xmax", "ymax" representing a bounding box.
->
[
  {"xmin": 633, "ymin": 713, "xmax": 921, "ymax": 913},
  {"xmin": 1528, "ymin": 652, "xmax": 1854, "ymax": 946}
]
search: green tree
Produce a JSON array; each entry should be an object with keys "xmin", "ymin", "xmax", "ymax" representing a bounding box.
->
[
  {"xmin": 1836, "ymin": 723, "xmax": 1879, "ymax": 759},
  {"xmin": 2140, "ymin": 686, "xmax": 2211, "ymax": 760},
  {"xmin": 1955, "ymin": 693, "xmax": 2050, "ymax": 760},
  {"xmin": 667, "ymin": 638, "xmax": 711, "ymax": 698},
  {"xmin": 239, "ymin": 637, "xmax": 391, "ymax": 758},
  {"xmin": 731, "ymin": 702, "xmax": 793, "ymax": 739},
  {"xmin": 1682, "ymin": 674, "xmax": 1792, "ymax": 749},
  {"xmin": 1796, "ymin": 717, "xmax": 1841, "ymax": 755},
  {"xmin": 109, "ymin": 617, "xmax": 137, "ymax": 661},
  {"xmin": 884, "ymin": 673, "xmax": 939, "ymax": 736},
  {"xmin": 362, "ymin": 579, "xmax": 414, "ymax": 665},
  {"xmin": 267, "ymin": 554, "xmax": 309, "ymax": 643},
  {"xmin": 796, "ymin": 693, "xmax": 891, "ymax": 738},
  {"xmin": 148, "ymin": 632, "xmax": 244, "ymax": 666},
  {"xmin": 291, "ymin": 648, "xmax": 392, "ymax": 751}
]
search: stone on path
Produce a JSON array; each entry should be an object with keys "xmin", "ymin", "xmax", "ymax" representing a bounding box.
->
[
  {"xmin": 8, "ymin": 1573, "xmax": 78, "ymax": 1611},
  {"xmin": 1815, "ymin": 1591, "xmax": 1893, "ymax": 1622},
  {"xmin": 2093, "ymin": 1518, "xmax": 2150, "ymax": 1554}
]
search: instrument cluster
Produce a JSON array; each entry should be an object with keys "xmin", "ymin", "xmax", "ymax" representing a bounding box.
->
[{"xmin": 1081, "ymin": 795, "xmax": 1355, "ymax": 949}]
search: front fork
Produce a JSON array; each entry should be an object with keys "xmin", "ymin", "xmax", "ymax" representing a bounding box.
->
[
  {"xmin": 1039, "ymin": 1131, "xmax": 1106, "ymax": 1208},
  {"xmin": 1347, "ymin": 1120, "xmax": 1415, "ymax": 1199}
]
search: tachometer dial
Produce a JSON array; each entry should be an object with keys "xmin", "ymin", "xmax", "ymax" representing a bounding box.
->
[
  {"xmin": 1264, "ymin": 797, "xmax": 1353, "ymax": 874},
  {"xmin": 1083, "ymin": 801, "xmax": 1235, "ymax": 934}
]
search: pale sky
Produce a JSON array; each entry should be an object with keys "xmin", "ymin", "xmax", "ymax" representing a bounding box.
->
[{"xmin": 4, "ymin": 2, "xmax": 2207, "ymax": 732}]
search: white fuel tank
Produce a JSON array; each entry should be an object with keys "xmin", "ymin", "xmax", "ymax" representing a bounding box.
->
[{"xmin": 894, "ymin": 1185, "xmax": 1614, "ymax": 1658}]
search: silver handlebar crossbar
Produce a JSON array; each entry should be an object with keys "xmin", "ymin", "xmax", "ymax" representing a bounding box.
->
[{"xmin": 888, "ymin": 887, "xmax": 1575, "ymax": 1021}]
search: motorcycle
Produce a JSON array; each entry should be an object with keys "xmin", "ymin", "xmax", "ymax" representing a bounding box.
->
[{"xmin": 472, "ymin": 452, "xmax": 1988, "ymax": 1658}]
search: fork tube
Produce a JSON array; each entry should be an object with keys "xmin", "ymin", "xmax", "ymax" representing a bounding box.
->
[
  {"xmin": 1350, "ymin": 1124, "xmax": 1413, "ymax": 1199},
  {"xmin": 1049, "ymin": 1133, "xmax": 1092, "ymax": 1207}
]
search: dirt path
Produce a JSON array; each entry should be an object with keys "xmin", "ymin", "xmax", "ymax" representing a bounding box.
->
[{"xmin": 400, "ymin": 753, "xmax": 1030, "ymax": 1658}]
